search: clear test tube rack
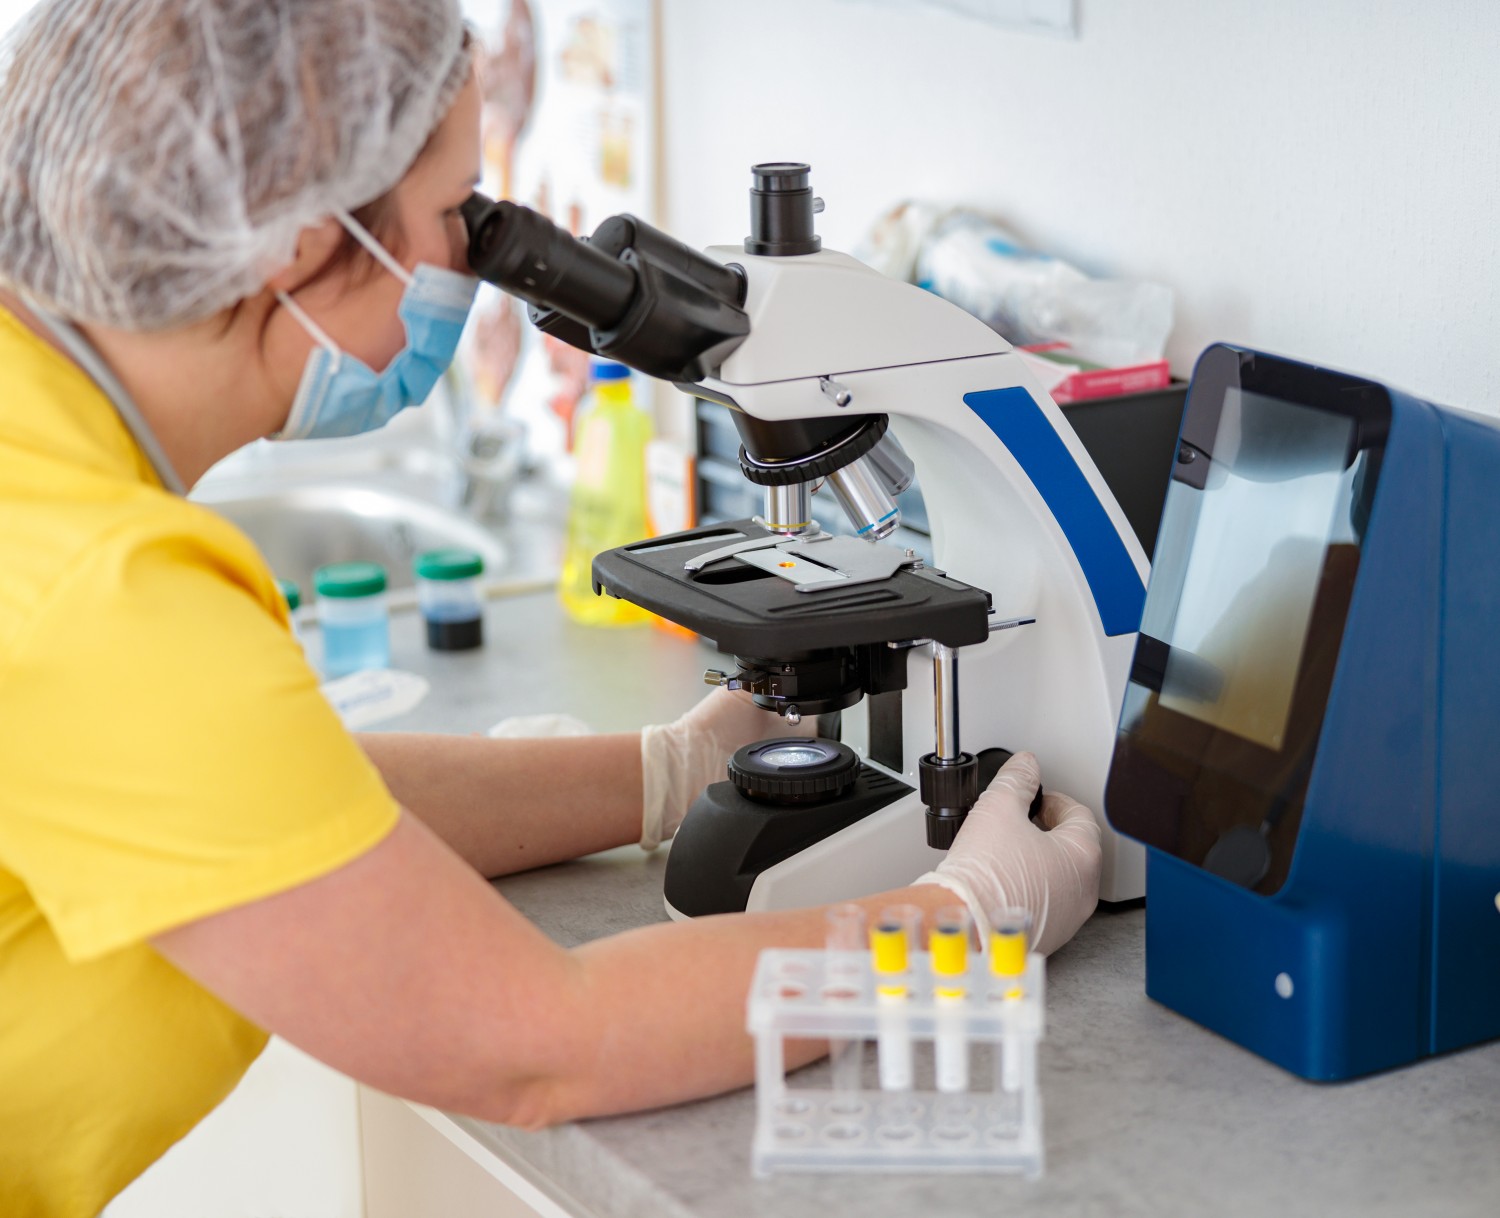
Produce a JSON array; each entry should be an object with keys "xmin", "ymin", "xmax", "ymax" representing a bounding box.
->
[{"xmin": 746, "ymin": 947, "xmax": 1045, "ymax": 1178}]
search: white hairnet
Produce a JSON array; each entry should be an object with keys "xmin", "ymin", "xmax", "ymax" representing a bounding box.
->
[{"xmin": 0, "ymin": 0, "xmax": 470, "ymax": 330}]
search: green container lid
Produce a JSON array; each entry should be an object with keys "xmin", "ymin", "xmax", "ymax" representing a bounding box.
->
[
  {"xmin": 314, "ymin": 561, "xmax": 387, "ymax": 599},
  {"xmin": 414, "ymin": 549, "xmax": 485, "ymax": 581},
  {"xmin": 275, "ymin": 577, "xmax": 301, "ymax": 611}
]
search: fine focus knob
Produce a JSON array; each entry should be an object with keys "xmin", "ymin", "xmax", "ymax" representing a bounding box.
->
[{"xmin": 728, "ymin": 737, "xmax": 859, "ymax": 804}]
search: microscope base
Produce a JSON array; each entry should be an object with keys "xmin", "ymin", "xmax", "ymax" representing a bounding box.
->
[
  {"xmin": 747, "ymin": 794, "xmax": 947, "ymax": 913},
  {"xmin": 663, "ymin": 765, "xmax": 912, "ymax": 919},
  {"xmin": 662, "ymin": 793, "xmax": 948, "ymax": 922}
]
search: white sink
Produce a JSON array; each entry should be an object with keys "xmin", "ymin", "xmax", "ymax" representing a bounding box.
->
[{"xmin": 197, "ymin": 483, "xmax": 509, "ymax": 597}]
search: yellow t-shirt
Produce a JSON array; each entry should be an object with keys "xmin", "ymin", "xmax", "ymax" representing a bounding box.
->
[{"xmin": 0, "ymin": 306, "xmax": 400, "ymax": 1217}]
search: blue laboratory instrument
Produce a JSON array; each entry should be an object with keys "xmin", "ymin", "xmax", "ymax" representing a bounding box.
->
[{"xmin": 1105, "ymin": 344, "xmax": 1500, "ymax": 1080}]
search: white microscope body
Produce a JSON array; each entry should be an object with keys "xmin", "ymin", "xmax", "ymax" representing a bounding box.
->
[
  {"xmin": 462, "ymin": 164, "xmax": 1148, "ymax": 909},
  {"xmin": 695, "ymin": 244, "xmax": 1147, "ymax": 906}
]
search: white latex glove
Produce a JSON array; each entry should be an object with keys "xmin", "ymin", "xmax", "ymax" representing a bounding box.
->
[
  {"xmin": 914, "ymin": 751, "xmax": 1102, "ymax": 956},
  {"xmin": 639, "ymin": 688, "xmax": 819, "ymax": 851}
]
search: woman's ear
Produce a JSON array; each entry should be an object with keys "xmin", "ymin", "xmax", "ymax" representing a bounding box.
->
[{"xmin": 265, "ymin": 217, "xmax": 345, "ymax": 295}]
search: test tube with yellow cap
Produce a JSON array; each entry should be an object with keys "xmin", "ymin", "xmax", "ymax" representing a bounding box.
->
[
  {"xmin": 990, "ymin": 907, "xmax": 1032, "ymax": 1124},
  {"xmin": 870, "ymin": 904, "xmax": 921, "ymax": 1091},
  {"xmin": 990, "ymin": 908, "xmax": 1030, "ymax": 999},
  {"xmin": 930, "ymin": 905, "xmax": 972, "ymax": 1093}
]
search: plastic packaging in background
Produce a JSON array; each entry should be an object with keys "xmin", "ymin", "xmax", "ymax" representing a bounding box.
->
[
  {"xmin": 856, "ymin": 203, "xmax": 1174, "ymax": 370},
  {"xmin": 321, "ymin": 668, "xmax": 430, "ymax": 730}
]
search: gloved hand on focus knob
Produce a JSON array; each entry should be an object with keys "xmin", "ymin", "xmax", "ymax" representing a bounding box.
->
[
  {"xmin": 914, "ymin": 751, "xmax": 1102, "ymax": 956},
  {"xmin": 639, "ymin": 688, "xmax": 819, "ymax": 850}
]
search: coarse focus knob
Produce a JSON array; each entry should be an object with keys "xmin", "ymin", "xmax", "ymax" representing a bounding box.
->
[{"xmin": 920, "ymin": 752, "xmax": 979, "ymax": 849}]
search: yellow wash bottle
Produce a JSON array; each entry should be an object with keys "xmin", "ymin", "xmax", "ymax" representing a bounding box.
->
[{"xmin": 559, "ymin": 360, "xmax": 654, "ymax": 626}]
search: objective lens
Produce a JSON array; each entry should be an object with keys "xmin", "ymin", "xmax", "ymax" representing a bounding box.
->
[
  {"xmin": 866, "ymin": 432, "xmax": 916, "ymax": 498},
  {"xmin": 827, "ymin": 454, "xmax": 901, "ymax": 540},
  {"xmin": 763, "ymin": 482, "xmax": 815, "ymax": 534}
]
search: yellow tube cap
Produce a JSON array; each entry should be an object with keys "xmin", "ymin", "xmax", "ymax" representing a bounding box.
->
[
  {"xmin": 870, "ymin": 923, "xmax": 910, "ymax": 976},
  {"xmin": 989, "ymin": 926, "xmax": 1028, "ymax": 979},
  {"xmin": 930, "ymin": 925, "xmax": 969, "ymax": 978}
]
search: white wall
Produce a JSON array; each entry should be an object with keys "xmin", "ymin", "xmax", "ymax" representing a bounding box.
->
[{"xmin": 659, "ymin": 0, "xmax": 1500, "ymax": 414}]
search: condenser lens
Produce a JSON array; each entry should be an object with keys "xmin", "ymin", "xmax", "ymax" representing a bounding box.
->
[
  {"xmin": 729, "ymin": 736, "xmax": 860, "ymax": 804},
  {"xmin": 761, "ymin": 744, "xmax": 829, "ymax": 768}
]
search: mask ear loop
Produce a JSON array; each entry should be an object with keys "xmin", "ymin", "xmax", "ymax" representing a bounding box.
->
[
  {"xmin": 274, "ymin": 289, "xmax": 343, "ymax": 365},
  {"xmin": 274, "ymin": 208, "xmax": 415, "ymax": 362},
  {"xmin": 331, "ymin": 206, "xmax": 417, "ymax": 288}
]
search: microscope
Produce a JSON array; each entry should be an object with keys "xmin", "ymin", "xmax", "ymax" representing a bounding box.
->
[{"xmin": 464, "ymin": 164, "xmax": 1150, "ymax": 917}]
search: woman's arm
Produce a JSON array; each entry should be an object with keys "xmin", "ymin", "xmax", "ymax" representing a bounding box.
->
[
  {"xmin": 152, "ymin": 809, "xmax": 953, "ymax": 1126},
  {"xmin": 359, "ymin": 689, "xmax": 810, "ymax": 877},
  {"xmin": 358, "ymin": 732, "xmax": 644, "ymax": 876}
]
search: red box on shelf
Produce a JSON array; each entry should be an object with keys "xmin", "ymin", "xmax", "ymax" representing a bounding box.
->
[{"xmin": 1018, "ymin": 342, "xmax": 1171, "ymax": 404}]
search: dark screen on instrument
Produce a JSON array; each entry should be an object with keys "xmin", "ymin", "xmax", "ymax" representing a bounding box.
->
[{"xmin": 1105, "ymin": 350, "xmax": 1389, "ymax": 895}]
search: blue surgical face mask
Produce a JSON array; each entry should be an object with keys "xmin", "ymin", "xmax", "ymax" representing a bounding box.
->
[{"xmin": 273, "ymin": 208, "xmax": 479, "ymax": 442}]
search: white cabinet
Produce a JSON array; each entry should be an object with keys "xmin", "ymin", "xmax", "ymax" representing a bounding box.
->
[
  {"xmin": 104, "ymin": 1038, "xmax": 363, "ymax": 1218},
  {"xmin": 359, "ymin": 1088, "xmax": 576, "ymax": 1218}
]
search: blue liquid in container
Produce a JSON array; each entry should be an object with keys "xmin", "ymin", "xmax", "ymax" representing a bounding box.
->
[{"xmin": 321, "ymin": 618, "xmax": 390, "ymax": 678}]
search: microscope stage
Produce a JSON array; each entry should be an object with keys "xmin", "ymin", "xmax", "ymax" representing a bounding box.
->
[{"xmin": 592, "ymin": 520, "xmax": 992, "ymax": 655}]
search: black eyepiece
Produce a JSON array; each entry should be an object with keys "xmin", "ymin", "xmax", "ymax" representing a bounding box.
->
[
  {"xmin": 752, "ymin": 163, "xmax": 812, "ymax": 192},
  {"xmin": 746, "ymin": 162, "xmax": 821, "ymax": 257},
  {"xmin": 461, "ymin": 189, "xmax": 751, "ymax": 383},
  {"xmin": 464, "ymin": 192, "xmax": 636, "ymax": 331}
]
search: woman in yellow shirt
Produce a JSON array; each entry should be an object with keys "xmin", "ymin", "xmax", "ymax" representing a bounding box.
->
[{"xmin": 0, "ymin": 2, "xmax": 1103, "ymax": 1214}]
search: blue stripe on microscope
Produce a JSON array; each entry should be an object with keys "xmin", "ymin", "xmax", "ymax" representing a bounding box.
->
[
  {"xmin": 963, "ymin": 387, "xmax": 1146, "ymax": 636},
  {"xmin": 856, "ymin": 508, "xmax": 899, "ymax": 536}
]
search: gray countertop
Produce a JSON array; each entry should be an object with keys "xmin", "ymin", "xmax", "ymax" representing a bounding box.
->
[{"xmin": 364, "ymin": 591, "xmax": 1500, "ymax": 1218}]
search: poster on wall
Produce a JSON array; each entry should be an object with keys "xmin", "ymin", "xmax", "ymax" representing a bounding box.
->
[
  {"xmin": 458, "ymin": 0, "xmax": 656, "ymax": 462},
  {"xmin": 0, "ymin": 2, "xmax": 655, "ymax": 472},
  {"xmin": 840, "ymin": 0, "xmax": 1075, "ymax": 38}
]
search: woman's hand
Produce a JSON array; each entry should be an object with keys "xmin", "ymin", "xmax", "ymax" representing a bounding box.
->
[
  {"xmin": 639, "ymin": 688, "xmax": 817, "ymax": 850},
  {"xmin": 915, "ymin": 751, "xmax": 1102, "ymax": 955}
]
